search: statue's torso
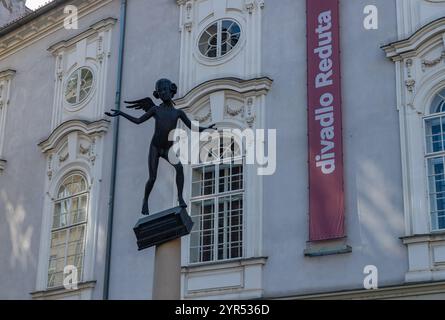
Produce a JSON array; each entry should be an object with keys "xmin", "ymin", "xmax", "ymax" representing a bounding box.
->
[{"xmin": 151, "ymin": 106, "xmax": 180, "ymax": 149}]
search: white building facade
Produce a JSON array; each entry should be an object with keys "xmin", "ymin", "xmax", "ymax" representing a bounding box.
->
[{"xmin": 1, "ymin": 0, "xmax": 445, "ymax": 300}]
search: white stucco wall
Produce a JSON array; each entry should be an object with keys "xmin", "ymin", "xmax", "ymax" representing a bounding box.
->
[{"xmin": 1, "ymin": 0, "xmax": 442, "ymax": 300}]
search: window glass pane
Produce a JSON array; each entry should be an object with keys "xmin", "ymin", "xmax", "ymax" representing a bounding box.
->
[
  {"xmin": 57, "ymin": 174, "xmax": 87, "ymax": 200},
  {"xmin": 431, "ymin": 89, "xmax": 445, "ymax": 114},
  {"xmin": 221, "ymin": 20, "xmax": 240, "ymax": 56},
  {"xmin": 192, "ymin": 166, "xmax": 215, "ymax": 197},
  {"xmin": 221, "ymin": 20, "xmax": 234, "ymax": 31},
  {"xmin": 69, "ymin": 195, "xmax": 87, "ymax": 225},
  {"xmin": 58, "ymin": 185, "xmax": 66, "ymax": 199},
  {"xmin": 58, "ymin": 200, "xmax": 69, "ymax": 228},
  {"xmin": 219, "ymin": 163, "xmax": 243, "ymax": 193},
  {"xmin": 65, "ymin": 68, "xmax": 93, "ymax": 105},
  {"xmin": 425, "ymin": 117, "xmax": 444, "ymax": 153},
  {"xmin": 190, "ymin": 199, "xmax": 214, "ymax": 263},
  {"xmin": 217, "ymin": 194, "xmax": 243, "ymax": 260},
  {"xmin": 229, "ymin": 24, "xmax": 241, "ymax": 35},
  {"xmin": 428, "ymin": 157, "xmax": 445, "ymax": 231},
  {"xmin": 189, "ymin": 134, "xmax": 244, "ymax": 264},
  {"xmin": 65, "ymin": 72, "xmax": 78, "ymax": 104},
  {"xmin": 53, "ymin": 203, "xmax": 61, "ymax": 229},
  {"xmin": 198, "ymin": 23, "xmax": 218, "ymax": 57},
  {"xmin": 49, "ymin": 173, "xmax": 88, "ymax": 288},
  {"xmin": 67, "ymin": 225, "xmax": 85, "ymax": 269},
  {"xmin": 48, "ymin": 230, "xmax": 67, "ymax": 288},
  {"xmin": 79, "ymin": 69, "xmax": 93, "ymax": 101}
]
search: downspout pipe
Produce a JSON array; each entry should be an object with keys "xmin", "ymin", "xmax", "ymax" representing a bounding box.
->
[{"xmin": 103, "ymin": 0, "xmax": 127, "ymax": 300}]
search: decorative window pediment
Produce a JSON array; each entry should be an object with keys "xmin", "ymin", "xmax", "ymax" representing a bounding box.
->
[
  {"xmin": 175, "ymin": 77, "xmax": 272, "ymax": 129},
  {"xmin": 383, "ymin": 17, "xmax": 445, "ymax": 114},
  {"xmin": 383, "ymin": 17, "xmax": 445, "ymax": 61},
  {"xmin": 47, "ymin": 18, "xmax": 116, "ymax": 130},
  {"xmin": 39, "ymin": 119, "xmax": 109, "ymax": 154}
]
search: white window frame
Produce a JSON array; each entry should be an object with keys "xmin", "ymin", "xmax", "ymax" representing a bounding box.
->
[
  {"xmin": 64, "ymin": 67, "xmax": 95, "ymax": 106},
  {"xmin": 197, "ymin": 19, "xmax": 242, "ymax": 59},
  {"xmin": 47, "ymin": 172, "xmax": 89, "ymax": 289},
  {"xmin": 423, "ymin": 105, "xmax": 445, "ymax": 232},
  {"xmin": 189, "ymin": 136, "xmax": 245, "ymax": 265}
]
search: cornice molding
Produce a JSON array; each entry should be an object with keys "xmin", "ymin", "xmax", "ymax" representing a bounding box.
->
[
  {"xmin": 30, "ymin": 280, "xmax": 96, "ymax": 300},
  {"xmin": 274, "ymin": 280, "xmax": 445, "ymax": 300},
  {"xmin": 0, "ymin": 0, "xmax": 113, "ymax": 61},
  {"xmin": 48, "ymin": 17, "xmax": 117, "ymax": 55},
  {"xmin": 383, "ymin": 17, "xmax": 445, "ymax": 61},
  {"xmin": 38, "ymin": 119, "xmax": 109, "ymax": 153},
  {"xmin": 174, "ymin": 77, "xmax": 273, "ymax": 110}
]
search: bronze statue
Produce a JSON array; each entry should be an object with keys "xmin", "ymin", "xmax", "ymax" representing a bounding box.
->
[{"xmin": 106, "ymin": 79, "xmax": 215, "ymax": 215}]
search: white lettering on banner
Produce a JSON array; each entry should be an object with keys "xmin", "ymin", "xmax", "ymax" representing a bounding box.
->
[{"xmin": 314, "ymin": 11, "xmax": 336, "ymax": 175}]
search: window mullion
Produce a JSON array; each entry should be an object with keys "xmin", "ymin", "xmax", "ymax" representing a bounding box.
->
[
  {"xmin": 76, "ymin": 71, "xmax": 81, "ymax": 104},
  {"xmin": 63, "ymin": 228, "xmax": 69, "ymax": 279},
  {"xmin": 200, "ymin": 199, "xmax": 204, "ymax": 263},
  {"xmin": 223, "ymin": 194, "xmax": 228, "ymax": 260},
  {"xmin": 214, "ymin": 165, "xmax": 220, "ymax": 261},
  {"xmin": 217, "ymin": 21, "xmax": 222, "ymax": 57}
]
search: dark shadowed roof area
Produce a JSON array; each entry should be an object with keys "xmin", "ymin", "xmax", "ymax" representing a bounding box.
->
[{"xmin": 0, "ymin": 0, "xmax": 70, "ymax": 38}]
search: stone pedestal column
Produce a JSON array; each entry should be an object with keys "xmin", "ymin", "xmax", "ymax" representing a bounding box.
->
[{"xmin": 152, "ymin": 238, "xmax": 181, "ymax": 300}]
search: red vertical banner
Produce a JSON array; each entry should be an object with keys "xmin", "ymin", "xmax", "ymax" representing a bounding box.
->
[{"xmin": 307, "ymin": 0, "xmax": 345, "ymax": 241}]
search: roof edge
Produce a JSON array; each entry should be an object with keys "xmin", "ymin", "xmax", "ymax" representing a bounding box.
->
[{"xmin": 0, "ymin": 0, "xmax": 70, "ymax": 38}]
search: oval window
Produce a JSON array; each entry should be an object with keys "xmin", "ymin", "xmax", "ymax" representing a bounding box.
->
[
  {"xmin": 198, "ymin": 19, "xmax": 241, "ymax": 59},
  {"xmin": 65, "ymin": 67, "xmax": 94, "ymax": 105}
]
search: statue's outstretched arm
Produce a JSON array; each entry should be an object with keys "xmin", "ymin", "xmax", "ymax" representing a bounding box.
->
[
  {"xmin": 179, "ymin": 110, "xmax": 216, "ymax": 132},
  {"xmin": 105, "ymin": 107, "xmax": 155, "ymax": 124}
]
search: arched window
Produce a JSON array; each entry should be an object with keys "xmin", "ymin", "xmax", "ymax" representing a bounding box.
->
[
  {"xmin": 47, "ymin": 173, "xmax": 88, "ymax": 288},
  {"xmin": 189, "ymin": 134, "xmax": 244, "ymax": 263},
  {"xmin": 425, "ymin": 89, "xmax": 445, "ymax": 231}
]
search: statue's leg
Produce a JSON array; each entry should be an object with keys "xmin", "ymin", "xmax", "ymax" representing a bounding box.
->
[
  {"xmin": 174, "ymin": 163, "xmax": 187, "ymax": 208},
  {"xmin": 142, "ymin": 145, "xmax": 159, "ymax": 215},
  {"xmin": 163, "ymin": 153, "xmax": 187, "ymax": 208}
]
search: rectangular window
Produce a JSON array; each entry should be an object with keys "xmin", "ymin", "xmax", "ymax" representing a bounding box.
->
[
  {"xmin": 425, "ymin": 115, "xmax": 445, "ymax": 231},
  {"xmin": 427, "ymin": 156, "xmax": 445, "ymax": 230},
  {"xmin": 190, "ymin": 162, "xmax": 244, "ymax": 264},
  {"xmin": 47, "ymin": 174, "xmax": 88, "ymax": 288}
]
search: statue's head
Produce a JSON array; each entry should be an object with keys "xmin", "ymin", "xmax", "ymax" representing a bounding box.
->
[{"xmin": 153, "ymin": 78, "xmax": 177, "ymax": 102}]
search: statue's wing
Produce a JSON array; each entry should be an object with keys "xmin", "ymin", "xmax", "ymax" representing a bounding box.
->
[{"xmin": 124, "ymin": 97, "xmax": 156, "ymax": 112}]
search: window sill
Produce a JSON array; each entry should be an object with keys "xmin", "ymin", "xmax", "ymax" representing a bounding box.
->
[
  {"xmin": 181, "ymin": 257, "xmax": 267, "ymax": 299},
  {"xmin": 30, "ymin": 280, "xmax": 96, "ymax": 300},
  {"xmin": 400, "ymin": 231, "xmax": 445, "ymax": 244},
  {"xmin": 182, "ymin": 256, "xmax": 267, "ymax": 272},
  {"xmin": 304, "ymin": 238, "xmax": 352, "ymax": 257}
]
